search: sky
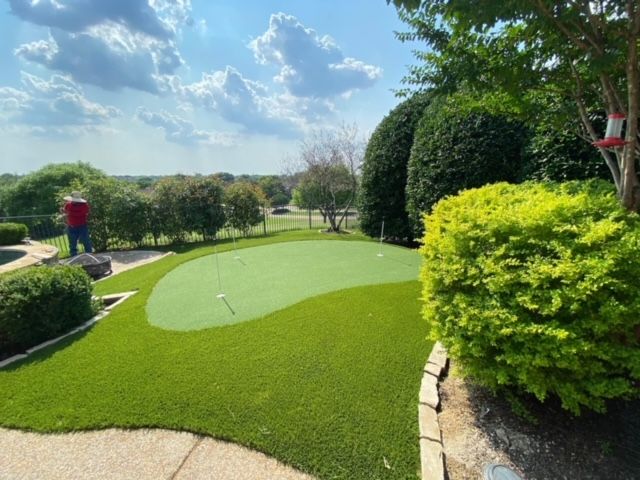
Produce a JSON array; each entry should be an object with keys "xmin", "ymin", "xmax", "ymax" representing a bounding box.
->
[{"xmin": 0, "ymin": 0, "xmax": 418, "ymax": 176}]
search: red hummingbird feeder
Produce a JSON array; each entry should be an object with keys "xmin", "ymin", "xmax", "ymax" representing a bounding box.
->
[{"xmin": 593, "ymin": 113, "xmax": 627, "ymax": 148}]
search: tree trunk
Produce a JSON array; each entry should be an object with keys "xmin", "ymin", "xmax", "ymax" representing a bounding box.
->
[{"xmin": 621, "ymin": 0, "xmax": 640, "ymax": 211}]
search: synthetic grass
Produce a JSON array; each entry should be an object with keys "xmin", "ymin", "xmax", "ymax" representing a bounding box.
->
[
  {"xmin": 147, "ymin": 240, "xmax": 420, "ymax": 330},
  {"xmin": 0, "ymin": 231, "xmax": 432, "ymax": 479}
]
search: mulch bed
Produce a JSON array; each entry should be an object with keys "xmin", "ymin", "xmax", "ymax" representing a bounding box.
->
[{"xmin": 439, "ymin": 360, "xmax": 640, "ymax": 480}]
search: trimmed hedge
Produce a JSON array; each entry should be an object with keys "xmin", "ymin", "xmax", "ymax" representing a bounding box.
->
[
  {"xmin": 406, "ymin": 106, "xmax": 527, "ymax": 237},
  {"xmin": 358, "ymin": 93, "xmax": 430, "ymax": 241},
  {"xmin": 0, "ymin": 266, "xmax": 97, "ymax": 355},
  {"xmin": 522, "ymin": 122, "xmax": 611, "ymax": 182},
  {"xmin": 420, "ymin": 180, "xmax": 640, "ymax": 414},
  {"xmin": 0, "ymin": 223, "xmax": 28, "ymax": 245}
]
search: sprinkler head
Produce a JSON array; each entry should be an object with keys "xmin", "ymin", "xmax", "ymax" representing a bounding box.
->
[
  {"xmin": 216, "ymin": 293, "xmax": 226, "ymax": 299},
  {"xmin": 483, "ymin": 464, "xmax": 523, "ymax": 480}
]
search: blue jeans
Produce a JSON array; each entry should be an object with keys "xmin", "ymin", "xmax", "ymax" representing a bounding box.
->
[{"xmin": 67, "ymin": 225, "xmax": 93, "ymax": 257}]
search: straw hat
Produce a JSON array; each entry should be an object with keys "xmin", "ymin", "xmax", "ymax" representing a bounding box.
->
[{"xmin": 63, "ymin": 191, "xmax": 87, "ymax": 203}]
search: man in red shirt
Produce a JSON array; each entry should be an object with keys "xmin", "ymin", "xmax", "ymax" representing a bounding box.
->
[{"xmin": 63, "ymin": 191, "xmax": 93, "ymax": 257}]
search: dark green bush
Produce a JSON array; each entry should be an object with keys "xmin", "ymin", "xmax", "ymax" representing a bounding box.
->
[
  {"xmin": 406, "ymin": 105, "xmax": 528, "ymax": 237},
  {"xmin": 420, "ymin": 180, "xmax": 640, "ymax": 414},
  {"xmin": 0, "ymin": 266, "xmax": 97, "ymax": 355},
  {"xmin": 522, "ymin": 122, "xmax": 611, "ymax": 182},
  {"xmin": 358, "ymin": 93, "xmax": 430, "ymax": 241},
  {"xmin": 5, "ymin": 162, "xmax": 105, "ymax": 215},
  {"xmin": 0, "ymin": 223, "xmax": 28, "ymax": 245},
  {"xmin": 224, "ymin": 182, "xmax": 264, "ymax": 236},
  {"xmin": 151, "ymin": 176, "xmax": 225, "ymax": 243}
]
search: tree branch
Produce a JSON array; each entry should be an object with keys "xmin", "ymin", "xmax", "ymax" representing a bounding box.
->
[{"xmin": 570, "ymin": 61, "xmax": 621, "ymax": 189}]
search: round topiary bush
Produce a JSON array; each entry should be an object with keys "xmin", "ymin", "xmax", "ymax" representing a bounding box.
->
[
  {"xmin": 0, "ymin": 222, "xmax": 28, "ymax": 245},
  {"xmin": 406, "ymin": 106, "xmax": 528, "ymax": 237},
  {"xmin": 420, "ymin": 180, "xmax": 640, "ymax": 414},
  {"xmin": 0, "ymin": 265, "xmax": 97, "ymax": 356},
  {"xmin": 358, "ymin": 92, "xmax": 430, "ymax": 241}
]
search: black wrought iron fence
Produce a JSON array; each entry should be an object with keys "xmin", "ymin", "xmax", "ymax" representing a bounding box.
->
[{"xmin": 0, "ymin": 205, "xmax": 359, "ymax": 257}]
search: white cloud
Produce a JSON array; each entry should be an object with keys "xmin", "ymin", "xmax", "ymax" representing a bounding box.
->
[
  {"xmin": 135, "ymin": 107, "xmax": 235, "ymax": 146},
  {"xmin": 8, "ymin": 0, "xmax": 179, "ymax": 39},
  {"xmin": 172, "ymin": 66, "xmax": 306, "ymax": 136},
  {"xmin": 0, "ymin": 72, "xmax": 120, "ymax": 137},
  {"xmin": 12, "ymin": 0, "xmax": 190, "ymax": 94},
  {"xmin": 249, "ymin": 13, "xmax": 382, "ymax": 98},
  {"xmin": 15, "ymin": 25, "xmax": 183, "ymax": 94}
]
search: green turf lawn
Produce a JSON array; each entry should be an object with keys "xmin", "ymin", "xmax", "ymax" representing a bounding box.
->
[
  {"xmin": 0, "ymin": 231, "xmax": 431, "ymax": 479},
  {"xmin": 148, "ymin": 240, "xmax": 420, "ymax": 330}
]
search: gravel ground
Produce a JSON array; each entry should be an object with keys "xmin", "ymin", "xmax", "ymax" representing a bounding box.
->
[{"xmin": 439, "ymin": 361, "xmax": 640, "ymax": 480}]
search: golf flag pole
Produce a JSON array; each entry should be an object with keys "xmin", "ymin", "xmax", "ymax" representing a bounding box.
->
[
  {"xmin": 231, "ymin": 227, "xmax": 240, "ymax": 260},
  {"xmin": 214, "ymin": 236, "xmax": 225, "ymax": 299},
  {"xmin": 377, "ymin": 218, "xmax": 385, "ymax": 257}
]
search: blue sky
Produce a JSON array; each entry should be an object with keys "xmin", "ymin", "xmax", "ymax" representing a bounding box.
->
[{"xmin": 0, "ymin": 0, "xmax": 416, "ymax": 175}]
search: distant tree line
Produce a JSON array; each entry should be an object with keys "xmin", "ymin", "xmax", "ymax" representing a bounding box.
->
[{"xmin": 0, "ymin": 163, "xmax": 296, "ymax": 219}]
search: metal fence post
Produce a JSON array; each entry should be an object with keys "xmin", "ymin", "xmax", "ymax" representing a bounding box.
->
[
  {"xmin": 308, "ymin": 208, "xmax": 312, "ymax": 229},
  {"xmin": 263, "ymin": 205, "xmax": 267, "ymax": 236}
]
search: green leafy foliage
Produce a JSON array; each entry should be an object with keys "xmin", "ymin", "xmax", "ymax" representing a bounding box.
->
[
  {"xmin": 358, "ymin": 93, "xmax": 430, "ymax": 241},
  {"xmin": 4, "ymin": 162, "xmax": 105, "ymax": 215},
  {"xmin": 420, "ymin": 180, "xmax": 640, "ymax": 414},
  {"xmin": 258, "ymin": 175, "xmax": 290, "ymax": 206},
  {"xmin": 406, "ymin": 104, "xmax": 528, "ymax": 237},
  {"xmin": 108, "ymin": 185, "xmax": 152, "ymax": 247},
  {"xmin": 150, "ymin": 176, "xmax": 190, "ymax": 243},
  {"xmin": 0, "ymin": 266, "xmax": 97, "ymax": 355},
  {"xmin": 0, "ymin": 223, "xmax": 28, "ymax": 245},
  {"xmin": 393, "ymin": 1, "xmax": 640, "ymax": 208},
  {"xmin": 151, "ymin": 176, "xmax": 225, "ymax": 243},
  {"xmin": 522, "ymin": 122, "xmax": 611, "ymax": 182},
  {"xmin": 182, "ymin": 176, "xmax": 226, "ymax": 240},
  {"xmin": 224, "ymin": 182, "xmax": 264, "ymax": 236},
  {"xmin": 66, "ymin": 177, "xmax": 124, "ymax": 252}
]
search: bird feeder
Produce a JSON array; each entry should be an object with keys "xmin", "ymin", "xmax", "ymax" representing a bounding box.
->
[{"xmin": 593, "ymin": 113, "xmax": 626, "ymax": 148}]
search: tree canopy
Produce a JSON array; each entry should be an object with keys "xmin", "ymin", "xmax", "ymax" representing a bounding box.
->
[
  {"xmin": 295, "ymin": 125, "xmax": 365, "ymax": 232},
  {"xmin": 392, "ymin": 0, "xmax": 640, "ymax": 210},
  {"xmin": 4, "ymin": 162, "xmax": 105, "ymax": 216},
  {"xmin": 358, "ymin": 93, "xmax": 431, "ymax": 241},
  {"xmin": 406, "ymin": 102, "xmax": 528, "ymax": 237}
]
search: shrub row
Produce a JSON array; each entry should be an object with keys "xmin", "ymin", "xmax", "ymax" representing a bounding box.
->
[
  {"xmin": 0, "ymin": 266, "xmax": 98, "ymax": 356},
  {"xmin": 420, "ymin": 180, "xmax": 640, "ymax": 414},
  {"xmin": 66, "ymin": 176, "xmax": 264, "ymax": 251},
  {"xmin": 0, "ymin": 223, "xmax": 28, "ymax": 245},
  {"xmin": 359, "ymin": 94, "xmax": 610, "ymax": 242}
]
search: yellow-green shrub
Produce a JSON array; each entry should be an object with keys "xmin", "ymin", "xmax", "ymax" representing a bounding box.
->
[{"xmin": 420, "ymin": 180, "xmax": 640, "ymax": 414}]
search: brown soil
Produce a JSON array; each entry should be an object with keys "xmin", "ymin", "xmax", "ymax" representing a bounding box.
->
[{"xmin": 439, "ymin": 360, "xmax": 640, "ymax": 480}]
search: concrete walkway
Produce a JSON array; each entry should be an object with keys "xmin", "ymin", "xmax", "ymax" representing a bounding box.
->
[{"xmin": 0, "ymin": 428, "xmax": 315, "ymax": 480}]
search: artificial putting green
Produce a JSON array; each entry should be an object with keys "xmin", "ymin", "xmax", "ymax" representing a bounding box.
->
[
  {"xmin": 147, "ymin": 240, "xmax": 420, "ymax": 330},
  {"xmin": 0, "ymin": 232, "xmax": 432, "ymax": 480}
]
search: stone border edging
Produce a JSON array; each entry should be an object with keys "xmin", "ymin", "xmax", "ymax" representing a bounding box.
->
[
  {"xmin": 418, "ymin": 341, "xmax": 448, "ymax": 480},
  {"xmin": 0, "ymin": 291, "xmax": 137, "ymax": 369}
]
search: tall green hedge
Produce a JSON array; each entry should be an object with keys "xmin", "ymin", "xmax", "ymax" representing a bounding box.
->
[
  {"xmin": 406, "ymin": 106, "xmax": 528, "ymax": 237},
  {"xmin": 420, "ymin": 180, "xmax": 640, "ymax": 414},
  {"xmin": 0, "ymin": 266, "xmax": 97, "ymax": 355},
  {"xmin": 522, "ymin": 122, "xmax": 611, "ymax": 182},
  {"xmin": 358, "ymin": 93, "xmax": 430, "ymax": 241}
]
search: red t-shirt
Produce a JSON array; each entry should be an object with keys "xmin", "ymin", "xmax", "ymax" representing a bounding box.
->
[{"xmin": 64, "ymin": 201, "xmax": 90, "ymax": 227}]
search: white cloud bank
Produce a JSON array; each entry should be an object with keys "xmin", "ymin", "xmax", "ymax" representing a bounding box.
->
[
  {"xmin": 0, "ymin": 72, "xmax": 120, "ymax": 137},
  {"xmin": 11, "ymin": 0, "xmax": 189, "ymax": 93},
  {"xmin": 135, "ymin": 107, "xmax": 235, "ymax": 146},
  {"xmin": 249, "ymin": 13, "xmax": 382, "ymax": 98}
]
